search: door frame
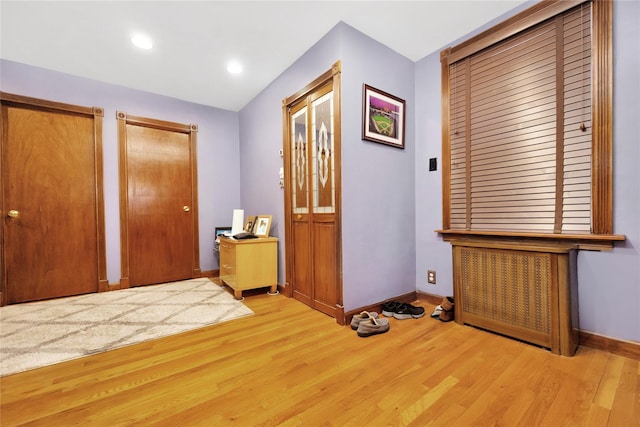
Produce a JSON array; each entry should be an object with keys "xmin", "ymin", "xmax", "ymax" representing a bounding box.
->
[
  {"xmin": 116, "ymin": 111, "xmax": 200, "ymax": 288},
  {"xmin": 281, "ymin": 61, "xmax": 344, "ymax": 323},
  {"xmin": 0, "ymin": 92, "xmax": 108, "ymax": 305}
]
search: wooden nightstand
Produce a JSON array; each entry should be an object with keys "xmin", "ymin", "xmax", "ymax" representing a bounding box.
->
[{"xmin": 219, "ymin": 237, "xmax": 278, "ymax": 299}]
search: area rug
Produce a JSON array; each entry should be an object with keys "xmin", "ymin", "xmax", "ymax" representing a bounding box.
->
[{"xmin": 0, "ymin": 278, "xmax": 253, "ymax": 377}]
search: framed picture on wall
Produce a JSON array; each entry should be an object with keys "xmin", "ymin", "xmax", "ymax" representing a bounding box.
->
[
  {"xmin": 254, "ymin": 215, "xmax": 272, "ymax": 237},
  {"xmin": 362, "ymin": 84, "xmax": 405, "ymax": 149}
]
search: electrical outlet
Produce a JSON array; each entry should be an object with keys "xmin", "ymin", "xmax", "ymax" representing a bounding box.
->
[{"xmin": 427, "ymin": 270, "xmax": 436, "ymax": 284}]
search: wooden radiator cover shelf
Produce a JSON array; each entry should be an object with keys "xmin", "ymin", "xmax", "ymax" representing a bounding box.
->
[{"xmin": 447, "ymin": 237, "xmax": 579, "ymax": 356}]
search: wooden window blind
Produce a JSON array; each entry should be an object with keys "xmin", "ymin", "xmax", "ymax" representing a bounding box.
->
[{"xmin": 442, "ymin": 0, "xmax": 614, "ymax": 236}]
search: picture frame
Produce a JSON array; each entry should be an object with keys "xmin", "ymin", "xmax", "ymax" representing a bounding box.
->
[
  {"xmin": 244, "ymin": 215, "xmax": 258, "ymax": 233},
  {"xmin": 362, "ymin": 84, "xmax": 405, "ymax": 149},
  {"xmin": 254, "ymin": 215, "xmax": 272, "ymax": 238}
]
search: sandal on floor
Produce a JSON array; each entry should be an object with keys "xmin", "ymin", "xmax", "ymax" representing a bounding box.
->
[
  {"xmin": 356, "ymin": 317, "xmax": 390, "ymax": 337},
  {"xmin": 350, "ymin": 311, "xmax": 378, "ymax": 330}
]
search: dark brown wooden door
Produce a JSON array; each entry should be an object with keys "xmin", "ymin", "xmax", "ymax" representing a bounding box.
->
[
  {"xmin": 283, "ymin": 64, "xmax": 342, "ymax": 320},
  {"xmin": 1, "ymin": 94, "xmax": 107, "ymax": 304},
  {"xmin": 117, "ymin": 113, "xmax": 200, "ymax": 287}
]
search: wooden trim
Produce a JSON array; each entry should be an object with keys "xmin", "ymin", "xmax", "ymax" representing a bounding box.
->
[
  {"xmin": 440, "ymin": 49, "xmax": 452, "ymax": 230},
  {"xmin": 201, "ymin": 269, "xmax": 218, "ymax": 278},
  {"xmin": 0, "ymin": 91, "xmax": 96, "ymax": 116},
  {"xmin": 591, "ymin": 0, "xmax": 614, "ymax": 234},
  {"xmin": 580, "ymin": 330, "xmax": 640, "ymax": 360},
  {"xmin": 189, "ymin": 125, "xmax": 201, "ymax": 278},
  {"xmin": 93, "ymin": 107, "xmax": 109, "ymax": 292},
  {"xmin": 281, "ymin": 97, "xmax": 293, "ymax": 301},
  {"xmin": 446, "ymin": 0, "xmax": 586, "ymax": 65},
  {"xmin": 345, "ymin": 291, "xmax": 418, "ymax": 325},
  {"xmin": 416, "ymin": 290, "xmax": 446, "ymax": 307},
  {"xmin": 0, "ymin": 101, "xmax": 5, "ymax": 305},
  {"xmin": 116, "ymin": 112, "xmax": 131, "ymax": 288},
  {"xmin": 283, "ymin": 65, "xmax": 336, "ymax": 107},
  {"xmin": 332, "ymin": 63, "xmax": 344, "ymax": 312},
  {"xmin": 437, "ymin": 228, "xmax": 625, "ymax": 250},
  {"xmin": 121, "ymin": 113, "xmax": 193, "ymax": 134}
]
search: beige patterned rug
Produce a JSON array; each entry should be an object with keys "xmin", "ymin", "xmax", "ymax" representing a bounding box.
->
[{"xmin": 0, "ymin": 278, "xmax": 253, "ymax": 377}]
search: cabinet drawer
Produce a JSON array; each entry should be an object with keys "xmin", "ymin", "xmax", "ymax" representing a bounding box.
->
[
  {"xmin": 220, "ymin": 263, "xmax": 234, "ymax": 276},
  {"xmin": 220, "ymin": 242, "xmax": 236, "ymax": 265},
  {"xmin": 219, "ymin": 239, "xmax": 236, "ymax": 285}
]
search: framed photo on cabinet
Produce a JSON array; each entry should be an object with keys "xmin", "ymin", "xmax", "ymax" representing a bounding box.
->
[
  {"xmin": 254, "ymin": 215, "xmax": 272, "ymax": 237},
  {"xmin": 362, "ymin": 84, "xmax": 405, "ymax": 149},
  {"xmin": 244, "ymin": 215, "xmax": 257, "ymax": 233}
]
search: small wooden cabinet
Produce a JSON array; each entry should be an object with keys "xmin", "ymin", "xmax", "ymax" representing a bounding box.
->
[{"xmin": 219, "ymin": 237, "xmax": 278, "ymax": 299}]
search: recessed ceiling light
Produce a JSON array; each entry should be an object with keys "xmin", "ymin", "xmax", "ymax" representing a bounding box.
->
[
  {"xmin": 227, "ymin": 62, "xmax": 243, "ymax": 74},
  {"xmin": 131, "ymin": 34, "xmax": 153, "ymax": 50}
]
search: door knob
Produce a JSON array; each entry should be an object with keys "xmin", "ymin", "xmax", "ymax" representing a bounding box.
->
[
  {"xmin": 183, "ymin": 205, "xmax": 191, "ymax": 212},
  {"xmin": 7, "ymin": 210, "xmax": 19, "ymax": 218},
  {"xmin": 296, "ymin": 214, "xmax": 302, "ymax": 220}
]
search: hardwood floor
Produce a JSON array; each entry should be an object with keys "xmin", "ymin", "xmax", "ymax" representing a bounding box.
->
[{"xmin": 1, "ymin": 288, "xmax": 638, "ymax": 426}]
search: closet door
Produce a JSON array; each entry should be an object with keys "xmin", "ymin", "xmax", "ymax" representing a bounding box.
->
[
  {"xmin": 1, "ymin": 93, "xmax": 107, "ymax": 304},
  {"xmin": 289, "ymin": 101, "xmax": 313, "ymax": 306},
  {"xmin": 283, "ymin": 63, "xmax": 343, "ymax": 321},
  {"xmin": 117, "ymin": 112, "xmax": 200, "ymax": 287}
]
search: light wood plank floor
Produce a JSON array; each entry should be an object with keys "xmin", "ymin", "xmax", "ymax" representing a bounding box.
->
[{"xmin": 1, "ymin": 288, "xmax": 638, "ymax": 426}]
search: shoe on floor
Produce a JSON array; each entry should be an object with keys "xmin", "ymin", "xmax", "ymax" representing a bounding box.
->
[
  {"xmin": 382, "ymin": 301, "xmax": 402, "ymax": 317},
  {"xmin": 357, "ymin": 317, "xmax": 390, "ymax": 337},
  {"xmin": 439, "ymin": 296, "xmax": 454, "ymax": 322},
  {"xmin": 350, "ymin": 311, "xmax": 378, "ymax": 330},
  {"xmin": 393, "ymin": 303, "xmax": 426, "ymax": 319},
  {"xmin": 430, "ymin": 305, "xmax": 443, "ymax": 318},
  {"xmin": 439, "ymin": 309, "xmax": 454, "ymax": 322},
  {"xmin": 441, "ymin": 296, "xmax": 454, "ymax": 312}
]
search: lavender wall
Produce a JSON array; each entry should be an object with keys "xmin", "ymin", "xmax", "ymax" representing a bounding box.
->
[
  {"xmin": 414, "ymin": 0, "xmax": 640, "ymax": 342},
  {"xmin": 339, "ymin": 25, "xmax": 416, "ymax": 309},
  {"xmin": 238, "ymin": 24, "xmax": 342, "ymax": 297},
  {"xmin": 239, "ymin": 22, "xmax": 416, "ymax": 310},
  {"xmin": 0, "ymin": 59, "xmax": 242, "ymax": 282}
]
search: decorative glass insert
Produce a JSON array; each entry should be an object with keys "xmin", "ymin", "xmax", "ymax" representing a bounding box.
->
[
  {"xmin": 291, "ymin": 107, "xmax": 308, "ymax": 214},
  {"xmin": 311, "ymin": 92, "xmax": 335, "ymax": 213}
]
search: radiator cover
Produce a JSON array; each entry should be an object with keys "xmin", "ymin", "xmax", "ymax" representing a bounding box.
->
[{"xmin": 450, "ymin": 238, "xmax": 579, "ymax": 356}]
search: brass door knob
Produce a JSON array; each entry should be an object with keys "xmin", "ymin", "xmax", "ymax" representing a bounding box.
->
[
  {"xmin": 7, "ymin": 210, "xmax": 19, "ymax": 218},
  {"xmin": 183, "ymin": 206, "xmax": 191, "ymax": 212},
  {"xmin": 296, "ymin": 214, "xmax": 302, "ymax": 220}
]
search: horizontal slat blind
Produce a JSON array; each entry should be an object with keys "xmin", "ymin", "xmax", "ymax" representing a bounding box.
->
[
  {"xmin": 562, "ymin": 4, "xmax": 592, "ymax": 232},
  {"xmin": 448, "ymin": 2, "xmax": 592, "ymax": 233},
  {"xmin": 450, "ymin": 60, "xmax": 468, "ymax": 229}
]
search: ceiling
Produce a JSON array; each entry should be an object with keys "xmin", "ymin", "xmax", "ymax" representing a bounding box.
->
[{"xmin": 1, "ymin": 1, "xmax": 527, "ymax": 112}]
